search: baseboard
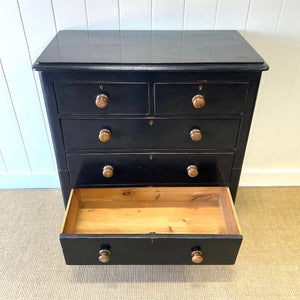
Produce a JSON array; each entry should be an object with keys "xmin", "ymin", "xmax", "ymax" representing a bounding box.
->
[
  {"xmin": 0, "ymin": 173, "xmax": 60, "ymax": 188},
  {"xmin": 240, "ymin": 169, "xmax": 300, "ymax": 186}
]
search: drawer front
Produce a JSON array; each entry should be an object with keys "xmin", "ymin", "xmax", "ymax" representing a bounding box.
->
[
  {"xmin": 61, "ymin": 118, "xmax": 240, "ymax": 150},
  {"xmin": 60, "ymin": 236, "xmax": 242, "ymax": 265},
  {"xmin": 67, "ymin": 153, "xmax": 234, "ymax": 186},
  {"xmin": 154, "ymin": 83, "xmax": 248, "ymax": 115},
  {"xmin": 54, "ymin": 82, "xmax": 149, "ymax": 114}
]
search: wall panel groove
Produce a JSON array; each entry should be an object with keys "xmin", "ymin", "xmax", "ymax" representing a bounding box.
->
[
  {"xmin": 0, "ymin": 59, "xmax": 32, "ymax": 173},
  {"xmin": 17, "ymin": 0, "xmax": 57, "ymax": 171},
  {"xmin": 0, "ymin": 149, "xmax": 8, "ymax": 174},
  {"xmin": 0, "ymin": 0, "xmax": 299, "ymax": 187}
]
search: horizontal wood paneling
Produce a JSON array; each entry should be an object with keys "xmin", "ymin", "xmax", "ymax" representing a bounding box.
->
[
  {"xmin": 52, "ymin": 0, "xmax": 88, "ymax": 31},
  {"xmin": 0, "ymin": 0, "xmax": 54, "ymax": 175},
  {"xmin": 152, "ymin": 0, "xmax": 185, "ymax": 30},
  {"xmin": 0, "ymin": 150, "xmax": 7, "ymax": 174},
  {"xmin": 0, "ymin": 60, "xmax": 30, "ymax": 173},
  {"xmin": 86, "ymin": 0, "xmax": 119, "ymax": 30},
  {"xmin": 0, "ymin": 0, "xmax": 299, "ymax": 188},
  {"xmin": 119, "ymin": 0, "xmax": 151, "ymax": 30},
  {"xmin": 184, "ymin": 0, "xmax": 218, "ymax": 30},
  {"xmin": 215, "ymin": 0, "xmax": 251, "ymax": 31}
]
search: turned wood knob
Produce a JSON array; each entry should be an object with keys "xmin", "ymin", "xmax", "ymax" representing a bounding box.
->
[
  {"xmin": 191, "ymin": 250, "xmax": 203, "ymax": 264},
  {"xmin": 192, "ymin": 94, "xmax": 205, "ymax": 109},
  {"xmin": 102, "ymin": 165, "xmax": 114, "ymax": 178},
  {"xmin": 187, "ymin": 165, "xmax": 198, "ymax": 178},
  {"xmin": 190, "ymin": 129, "xmax": 202, "ymax": 142},
  {"xmin": 98, "ymin": 249, "xmax": 111, "ymax": 263},
  {"xmin": 99, "ymin": 129, "xmax": 111, "ymax": 142},
  {"xmin": 95, "ymin": 94, "xmax": 109, "ymax": 109}
]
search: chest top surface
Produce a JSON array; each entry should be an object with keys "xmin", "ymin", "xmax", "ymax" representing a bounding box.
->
[{"xmin": 33, "ymin": 30, "xmax": 268, "ymax": 72}]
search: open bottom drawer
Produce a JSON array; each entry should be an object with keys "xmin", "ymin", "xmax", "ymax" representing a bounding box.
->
[{"xmin": 60, "ymin": 187, "xmax": 242, "ymax": 265}]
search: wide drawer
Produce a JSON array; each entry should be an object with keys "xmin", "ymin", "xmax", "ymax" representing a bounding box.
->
[
  {"xmin": 54, "ymin": 82, "xmax": 149, "ymax": 115},
  {"xmin": 61, "ymin": 118, "xmax": 240, "ymax": 150},
  {"xmin": 154, "ymin": 83, "xmax": 248, "ymax": 115},
  {"xmin": 60, "ymin": 187, "xmax": 242, "ymax": 264},
  {"xmin": 67, "ymin": 153, "xmax": 234, "ymax": 186}
]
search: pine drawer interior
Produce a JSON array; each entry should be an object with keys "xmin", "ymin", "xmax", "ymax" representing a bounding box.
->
[{"xmin": 61, "ymin": 187, "xmax": 241, "ymax": 235}]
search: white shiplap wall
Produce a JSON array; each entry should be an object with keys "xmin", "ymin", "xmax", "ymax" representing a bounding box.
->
[{"xmin": 0, "ymin": 0, "xmax": 299, "ymax": 188}]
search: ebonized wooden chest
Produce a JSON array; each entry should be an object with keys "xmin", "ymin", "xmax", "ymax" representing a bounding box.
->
[{"xmin": 34, "ymin": 30, "xmax": 268, "ymax": 265}]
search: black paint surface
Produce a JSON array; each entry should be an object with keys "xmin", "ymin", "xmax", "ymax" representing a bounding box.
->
[
  {"xmin": 55, "ymin": 81, "xmax": 149, "ymax": 115},
  {"xmin": 34, "ymin": 30, "xmax": 268, "ymax": 265},
  {"xmin": 60, "ymin": 234, "xmax": 242, "ymax": 265},
  {"xmin": 67, "ymin": 153, "xmax": 234, "ymax": 186},
  {"xmin": 154, "ymin": 83, "xmax": 248, "ymax": 115},
  {"xmin": 61, "ymin": 118, "xmax": 240, "ymax": 150},
  {"xmin": 33, "ymin": 30, "xmax": 268, "ymax": 72}
]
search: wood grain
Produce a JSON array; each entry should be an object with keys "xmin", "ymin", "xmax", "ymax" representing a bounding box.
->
[
  {"xmin": 62, "ymin": 187, "xmax": 241, "ymax": 235},
  {"xmin": 61, "ymin": 189, "xmax": 80, "ymax": 234}
]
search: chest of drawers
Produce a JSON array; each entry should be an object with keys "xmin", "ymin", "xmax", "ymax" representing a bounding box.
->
[{"xmin": 34, "ymin": 30, "xmax": 268, "ymax": 265}]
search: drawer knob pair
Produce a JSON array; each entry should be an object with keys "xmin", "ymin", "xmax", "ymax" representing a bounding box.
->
[
  {"xmin": 98, "ymin": 248, "xmax": 202, "ymax": 264},
  {"xmin": 99, "ymin": 128, "xmax": 202, "ymax": 143},
  {"xmin": 102, "ymin": 164, "xmax": 198, "ymax": 178},
  {"xmin": 98, "ymin": 249, "xmax": 111, "ymax": 263},
  {"xmin": 95, "ymin": 94, "xmax": 109, "ymax": 109},
  {"xmin": 192, "ymin": 94, "xmax": 205, "ymax": 109}
]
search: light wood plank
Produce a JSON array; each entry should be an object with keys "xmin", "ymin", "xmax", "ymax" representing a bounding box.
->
[
  {"xmin": 18, "ymin": 0, "xmax": 57, "ymax": 171},
  {"xmin": 0, "ymin": 60, "xmax": 30, "ymax": 173},
  {"xmin": 52, "ymin": 0, "xmax": 88, "ymax": 30},
  {"xmin": 61, "ymin": 190, "xmax": 81, "ymax": 234},
  {"xmin": 152, "ymin": 0, "xmax": 185, "ymax": 30},
  {"xmin": 80, "ymin": 186, "xmax": 223, "ymax": 202},
  {"xmin": 215, "ymin": 0, "xmax": 250, "ymax": 31},
  {"xmin": 0, "ymin": 0, "xmax": 55, "ymax": 173},
  {"xmin": 293, "ymin": 148, "xmax": 300, "ymax": 169},
  {"xmin": 18, "ymin": 0, "xmax": 57, "ymax": 61},
  {"xmin": 119, "ymin": 0, "xmax": 151, "ymax": 30},
  {"xmin": 0, "ymin": 150, "xmax": 7, "ymax": 174},
  {"xmin": 244, "ymin": 0, "xmax": 300, "ymax": 170},
  {"xmin": 86, "ymin": 0, "xmax": 119, "ymax": 30},
  {"xmin": 219, "ymin": 188, "xmax": 241, "ymax": 234},
  {"xmin": 269, "ymin": 0, "xmax": 300, "ymax": 169},
  {"xmin": 62, "ymin": 187, "xmax": 241, "ymax": 235},
  {"xmin": 276, "ymin": 0, "xmax": 300, "ymax": 46},
  {"xmin": 242, "ymin": 0, "xmax": 283, "ymax": 169},
  {"xmin": 184, "ymin": 0, "xmax": 218, "ymax": 30}
]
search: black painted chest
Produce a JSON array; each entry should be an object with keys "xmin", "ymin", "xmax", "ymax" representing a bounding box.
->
[{"xmin": 34, "ymin": 30, "xmax": 268, "ymax": 265}]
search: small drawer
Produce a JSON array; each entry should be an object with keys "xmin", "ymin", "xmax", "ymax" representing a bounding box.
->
[
  {"xmin": 60, "ymin": 187, "xmax": 242, "ymax": 264},
  {"xmin": 154, "ymin": 83, "xmax": 248, "ymax": 115},
  {"xmin": 66, "ymin": 153, "xmax": 234, "ymax": 186},
  {"xmin": 61, "ymin": 118, "xmax": 240, "ymax": 150},
  {"xmin": 54, "ymin": 82, "xmax": 149, "ymax": 115}
]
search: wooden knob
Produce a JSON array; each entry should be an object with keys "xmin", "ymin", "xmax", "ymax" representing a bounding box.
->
[
  {"xmin": 99, "ymin": 129, "xmax": 111, "ymax": 143},
  {"xmin": 102, "ymin": 165, "xmax": 114, "ymax": 178},
  {"xmin": 191, "ymin": 250, "xmax": 203, "ymax": 264},
  {"xmin": 187, "ymin": 165, "xmax": 198, "ymax": 178},
  {"xmin": 192, "ymin": 94, "xmax": 205, "ymax": 109},
  {"xmin": 95, "ymin": 94, "xmax": 109, "ymax": 109},
  {"xmin": 190, "ymin": 129, "xmax": 202, "ymax": 142},
  {"xmin": 98, "ymin": 249, "xmax": 111, "ymax": 263}
]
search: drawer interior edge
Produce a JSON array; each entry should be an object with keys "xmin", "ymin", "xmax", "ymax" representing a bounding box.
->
[{"xmin": 61, "ymin": 187, "xmax": 241, "ymax": 236}]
